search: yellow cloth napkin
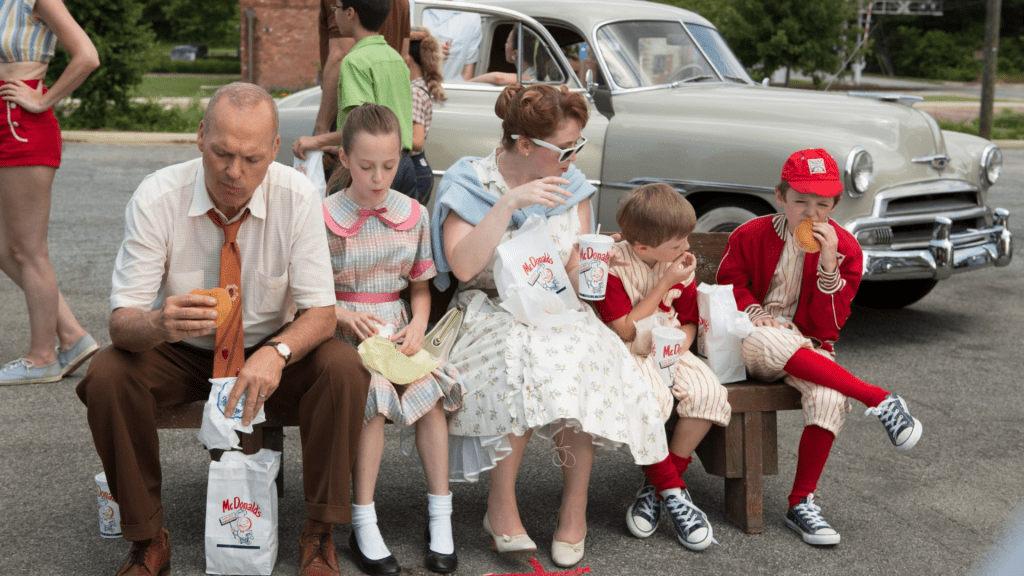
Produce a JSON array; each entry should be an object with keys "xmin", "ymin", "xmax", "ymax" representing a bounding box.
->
[{"xmin": 357, "ymin": 336, "xmax": 439, "ymax": 384}]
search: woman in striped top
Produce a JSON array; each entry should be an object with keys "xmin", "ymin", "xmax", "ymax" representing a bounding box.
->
[{"xmin": 0, "ymin": 0, "xmax": 99, "ymax": 385}]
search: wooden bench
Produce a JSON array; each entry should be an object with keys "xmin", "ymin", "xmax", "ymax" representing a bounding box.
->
[
  {"xmin": 679, "ymin": 232, "xmax": 802, "ymax": 535},
  {"xmin": 153, "ymin": 233, "xmax": 798, "ymax": 533},
  {"xmin": 155, "ymin": 402, "xmax": 290, "ymax": 496}
]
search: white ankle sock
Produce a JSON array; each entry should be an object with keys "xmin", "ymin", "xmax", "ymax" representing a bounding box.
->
[
  {"xmin": 351, "ymin": 502, "xmax": 391, "ymax": 560},
  {"xmin": 660, "ymin": 487, "xmax": 682, "ymax": 500},
  {"xmin": 427, "ymin": 492, "xmax": 454, "ymax": 554}
]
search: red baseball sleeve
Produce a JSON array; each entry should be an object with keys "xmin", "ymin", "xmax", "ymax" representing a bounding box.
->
[{"xmin": 591, "ymin": 273, "xmax": 632, "ymax": 324}]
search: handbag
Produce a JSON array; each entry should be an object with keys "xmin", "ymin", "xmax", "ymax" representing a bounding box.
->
[{"xmin": 422, "ymin": 306, "xmax": 463, "ymax": 362}]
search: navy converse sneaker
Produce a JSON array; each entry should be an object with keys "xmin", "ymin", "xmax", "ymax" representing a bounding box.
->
[
  {"xmin": 865, "ymin": 393, "xmax": 922, "ymax": 451},
  {"xmin": 625, "ymin": 479, "xmax": 661, "ymax": 538},
  {"xmin": 663, "ymin": 489, "xmax": 714, "ymax": 551},
  {"xmin": 786, "ymin": 494, "xmax": 840, "ymax": 546}
]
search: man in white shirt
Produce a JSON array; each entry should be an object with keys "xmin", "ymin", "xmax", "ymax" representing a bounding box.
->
[
  {"xmin": 422, "ymin": 2, "xmax": 482, "ymax": 81},
  {"xmin": 76, "ymin": 83, "xmax": 368, "ymax": 576}
]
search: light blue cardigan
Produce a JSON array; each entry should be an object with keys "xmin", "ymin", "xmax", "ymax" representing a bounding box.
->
[{"xmin": 429, "ymin": 156, "xmax": 597, "ymax": 290}]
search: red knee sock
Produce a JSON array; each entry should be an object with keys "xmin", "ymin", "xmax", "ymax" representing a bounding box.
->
[
  {"xmin": 784, "ymin": 348, "xmax": 890, "ymax": 407},
  {"xmin": 643, "ymin": 453, "xmax": 687, "ymax": 493},
  {"xmin": 789, "ymin": 425, "xmax": 835, "ymax": 508},
  {"xmin": 670, "ymin": 452, "xmax": 691, "ymax": 477}
]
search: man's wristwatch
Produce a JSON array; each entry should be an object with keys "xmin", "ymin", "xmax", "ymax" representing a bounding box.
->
[{"xmin": 264, "ymin": 341, "xmax": 292, "ymax": 364}]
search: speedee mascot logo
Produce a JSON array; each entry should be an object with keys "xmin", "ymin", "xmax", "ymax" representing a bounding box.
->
[{"xmin": 524, "ymin": 253, "xmax": 566, "ymax": 294}]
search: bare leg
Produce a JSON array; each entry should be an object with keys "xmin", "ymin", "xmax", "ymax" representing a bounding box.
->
[
  {"xmin": 352, "ymin": 414, "xmax": 386, "ymax": 505},
  {"xmin": 416, "ymin": 400, "xmax": 450, "ymax": 496},
  {"xmin": 553, "ymin": 426, "xmax": 595, "ymax": 544},
  {"xmin": 669, "ymin": 417, "xmax": 713, "ymax": 458},
  {"xmin": 0, "ymin": 165, "xmax": 68, "ymax": 365},
  {"xmin": 486, "ymin": 430, "xmax": 532, "ymax": 537}
]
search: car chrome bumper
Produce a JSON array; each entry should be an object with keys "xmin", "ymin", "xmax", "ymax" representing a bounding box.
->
[{"xmin": 860, "ymin": 208, "xmax": 1013, "ymax": 280}]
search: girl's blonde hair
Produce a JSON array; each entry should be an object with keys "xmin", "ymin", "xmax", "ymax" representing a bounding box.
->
[
  {"xmin": 410, "ymin": 27, "xmax": 446, "ymax": 101},
  {"xmin": 326, "ymin": 103, "xmax": 402, "ymax": 193}
]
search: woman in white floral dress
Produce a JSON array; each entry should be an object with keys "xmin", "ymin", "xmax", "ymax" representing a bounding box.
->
[{"xmin": 430, "ymin": 84, "xmax": 669, "ymax": 568}]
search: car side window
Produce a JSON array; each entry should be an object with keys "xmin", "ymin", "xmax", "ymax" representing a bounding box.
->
[
  {"xmin": 479, "ymin": 23, "xmax": 566, "ymax": 85},
  {"xmin": 542, "ymin": 23, "xmax": 606, "ymax": 88}
]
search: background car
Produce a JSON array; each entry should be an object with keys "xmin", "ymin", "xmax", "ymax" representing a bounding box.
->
[
  {"xmin": 276, "ymin": 0, "xmax": 1012, "ymax": 308},
  {"xmin": 170, "ymin": 43, "xmax": 208, "ymax": 61}
]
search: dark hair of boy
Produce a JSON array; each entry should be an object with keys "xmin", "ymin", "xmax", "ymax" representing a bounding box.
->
[
  {"xmin": 776, "ymin": 180, "xmax": 842, "ymax": 207},
  {"xmin": 341, "ymin": 0, "xmax": 392, "ymax": 33},
  {"xmin": 616, "ymin": 183, "xmax": 697, "ymax": 247}
]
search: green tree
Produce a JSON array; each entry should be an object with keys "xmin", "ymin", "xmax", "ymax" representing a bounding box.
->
[
  {"xmin": 727, "ymin": 0, "xmax": 856, "ymax": 86},
  {"xmin": 654, "ymin": 0, "xmax": 856, "ymax": 86},
  {"xmin": 46, "ymin": 0, "xmax": 154, "ymax": 128},
  {"xmin": 161, "ymin": 0, "xmax": 239, "ymax": 46}
]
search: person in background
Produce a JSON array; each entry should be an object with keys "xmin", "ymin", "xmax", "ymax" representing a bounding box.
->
[
  {"xmin": 421, "ymin": 1, "xmax": 481, "ymax": 82},
  {"xmin": 294, "ymin": 0, "xmax": 418, "ymax": 199},
  {"xmin": 310, "ymin": 0, "xmax": 410, "ymax": 178},
  {"xmin": 0, "ymin": 0, "xmax": 101, "ymax": 385},
  {"xmin": 407, "ymin": 25, "xmax": 446, "ymax": 204}
]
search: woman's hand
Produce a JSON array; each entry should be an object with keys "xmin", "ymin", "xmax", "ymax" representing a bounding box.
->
[
  {"xmin": 393, "ymin": 317, "xmax": 428, "ymax": 356},
  {"xmin": 500, "ymin": 176, "xmax": 572, "ymax": 211},
  {"xmin": 0, "ymin": 80, "xmax": 48, "ymax": 114},
  {"xmin": 334, "ymin": 306, "xmax": 383, "ymax": 341}
]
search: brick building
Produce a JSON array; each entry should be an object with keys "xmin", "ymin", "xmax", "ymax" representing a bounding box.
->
[{"xmin": 239, "ymin": 0, "xmax": 321, "ymax": 92}]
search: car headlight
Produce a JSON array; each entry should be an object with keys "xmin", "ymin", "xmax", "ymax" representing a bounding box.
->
[
  {"xmin": 844, "ymin": 147, "xmax": 873, "ymax": 198},
  {"xmin": 981, "ymin": 144, "xmax": 1002, "ymax": 188}
]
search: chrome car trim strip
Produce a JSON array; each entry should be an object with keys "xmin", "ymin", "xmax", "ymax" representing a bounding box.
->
[
  {"xmin": 605, "ymin": 177, "xmax": 774, "ymax": 195},
  {"xmin": 912, "ymin": 153, "xmax": 951, "ymax": 171}
]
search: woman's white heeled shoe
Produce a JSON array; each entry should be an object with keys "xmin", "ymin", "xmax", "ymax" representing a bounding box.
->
[
  {"xmin": 551, "ymin": 537, "xmax": 585, "ymax": 567},
  {"xmin": 483, "ymin": 512, "xmax": 537, "ymax": 554}
]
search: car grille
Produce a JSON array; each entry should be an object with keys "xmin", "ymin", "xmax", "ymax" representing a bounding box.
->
[{"xmin": 880, "ymin": 190, "xmax": 987, "ymax": 248}]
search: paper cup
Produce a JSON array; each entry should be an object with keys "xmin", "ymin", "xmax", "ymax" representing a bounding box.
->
[
  {"xmin": 95, "ymin": 472, "xmax": 122, "ymax": 539},
  {"xmin": 651, "ymin": 326, "xmax": 687, "ymax": 387},
  {"xmin": 578, "ymin": 234, "xmax": 614, "ymax": 301}
]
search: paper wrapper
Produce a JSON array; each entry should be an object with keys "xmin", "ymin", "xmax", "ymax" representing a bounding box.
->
[{"xmin": 357, "ymin": 336, "xmax": 439, "ymax": 384}]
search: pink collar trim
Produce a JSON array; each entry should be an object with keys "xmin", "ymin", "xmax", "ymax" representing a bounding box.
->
[{"xmin": 323, "ymin": 190, "xmax": 420, "ymax": 237}]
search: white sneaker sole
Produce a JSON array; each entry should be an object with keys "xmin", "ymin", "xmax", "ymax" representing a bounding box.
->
[
  {"xmin": 0, "ymin": 371, "xmax": 62, "ymax": 385},
  {"xmin": 625, "ymin": 505, "xmax": 657, "ymax": 539},
  {"xmin": 895, "ymin": 418, "xmax": 923, "ymax": 451},
  {"xmin": 677, "ymin": 525, "xmax": 714, "ymax": 551},
  {"xmin": 786, "ymin": 518, "xmax": 841, "ymax": 545}
]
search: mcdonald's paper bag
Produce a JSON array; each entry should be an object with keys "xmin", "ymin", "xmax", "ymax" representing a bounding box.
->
[{"xmin": 205, "ymin": 449, "xmax": 280, "ymax": 575}]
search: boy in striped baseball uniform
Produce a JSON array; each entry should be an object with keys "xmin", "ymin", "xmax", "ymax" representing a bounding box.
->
[
  {"xmin": 717, "ymin": 148, "xmax": 923, "ymax": 546},
  {"xmin": 592, "ymin": 183, "xmax": 731, "ymax": 551}
]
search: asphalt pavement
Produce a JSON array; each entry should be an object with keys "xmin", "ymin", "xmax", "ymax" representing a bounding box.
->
[{"xmin": 1, "ymin": 144, "xmax": 1023, "ymax": 576}]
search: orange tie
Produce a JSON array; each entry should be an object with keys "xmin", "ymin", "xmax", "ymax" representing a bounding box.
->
[{"xmin": 208, "ymin": 209, "xmax": 249, "ymax": 378}]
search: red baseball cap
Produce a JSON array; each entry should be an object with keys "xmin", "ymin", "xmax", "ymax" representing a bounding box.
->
[{"xmin": 780, "ymin": 148, "xmax": 843, "ymax": 198}]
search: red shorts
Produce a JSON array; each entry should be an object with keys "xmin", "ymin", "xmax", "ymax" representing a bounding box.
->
[{"xmin": 0, "ymin": 79, "xmax": 62, "ymax": 168}]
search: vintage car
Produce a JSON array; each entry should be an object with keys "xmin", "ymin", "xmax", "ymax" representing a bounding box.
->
[{"xmin": 276, "ymin": 0, "xmax": 1012, "ymax": 308}]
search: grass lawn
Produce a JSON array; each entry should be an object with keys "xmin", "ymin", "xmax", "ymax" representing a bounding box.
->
[{"xmin": 133, "ymin": 75, "xmax": 237, "ymax": 99}]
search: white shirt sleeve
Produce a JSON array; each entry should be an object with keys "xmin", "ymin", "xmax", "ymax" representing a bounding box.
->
[
  {"xmin": 110, "ymin": 175, "xmax": 172, "ymax": 312},
  {"xmin": 283, "ymin": 178, "xmax": 335, "ymax": 310}
]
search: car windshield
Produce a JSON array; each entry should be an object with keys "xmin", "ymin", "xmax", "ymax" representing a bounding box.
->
[{"xmin": 595, "ymin": 20, "xmax": 752, "ymax": 89}]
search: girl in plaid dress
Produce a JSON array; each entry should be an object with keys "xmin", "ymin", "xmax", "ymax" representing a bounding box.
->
[{"xmin": 324, "ymin": 103, "xmax": 464, "ymax": 575}]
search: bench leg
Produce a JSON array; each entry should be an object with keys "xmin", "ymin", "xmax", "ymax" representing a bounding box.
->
[{"xmin": 723, "ymin": 411, "xmax": 765, "ymax": 534}]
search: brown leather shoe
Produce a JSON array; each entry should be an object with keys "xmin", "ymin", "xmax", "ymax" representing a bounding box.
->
[
  {"xmin": 116, "ymin": 528, "xmax": 171, "ymax": 576},
  {"xmin": 299, "ymin": 530, "xmax": 340, "ymax": 576}
]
